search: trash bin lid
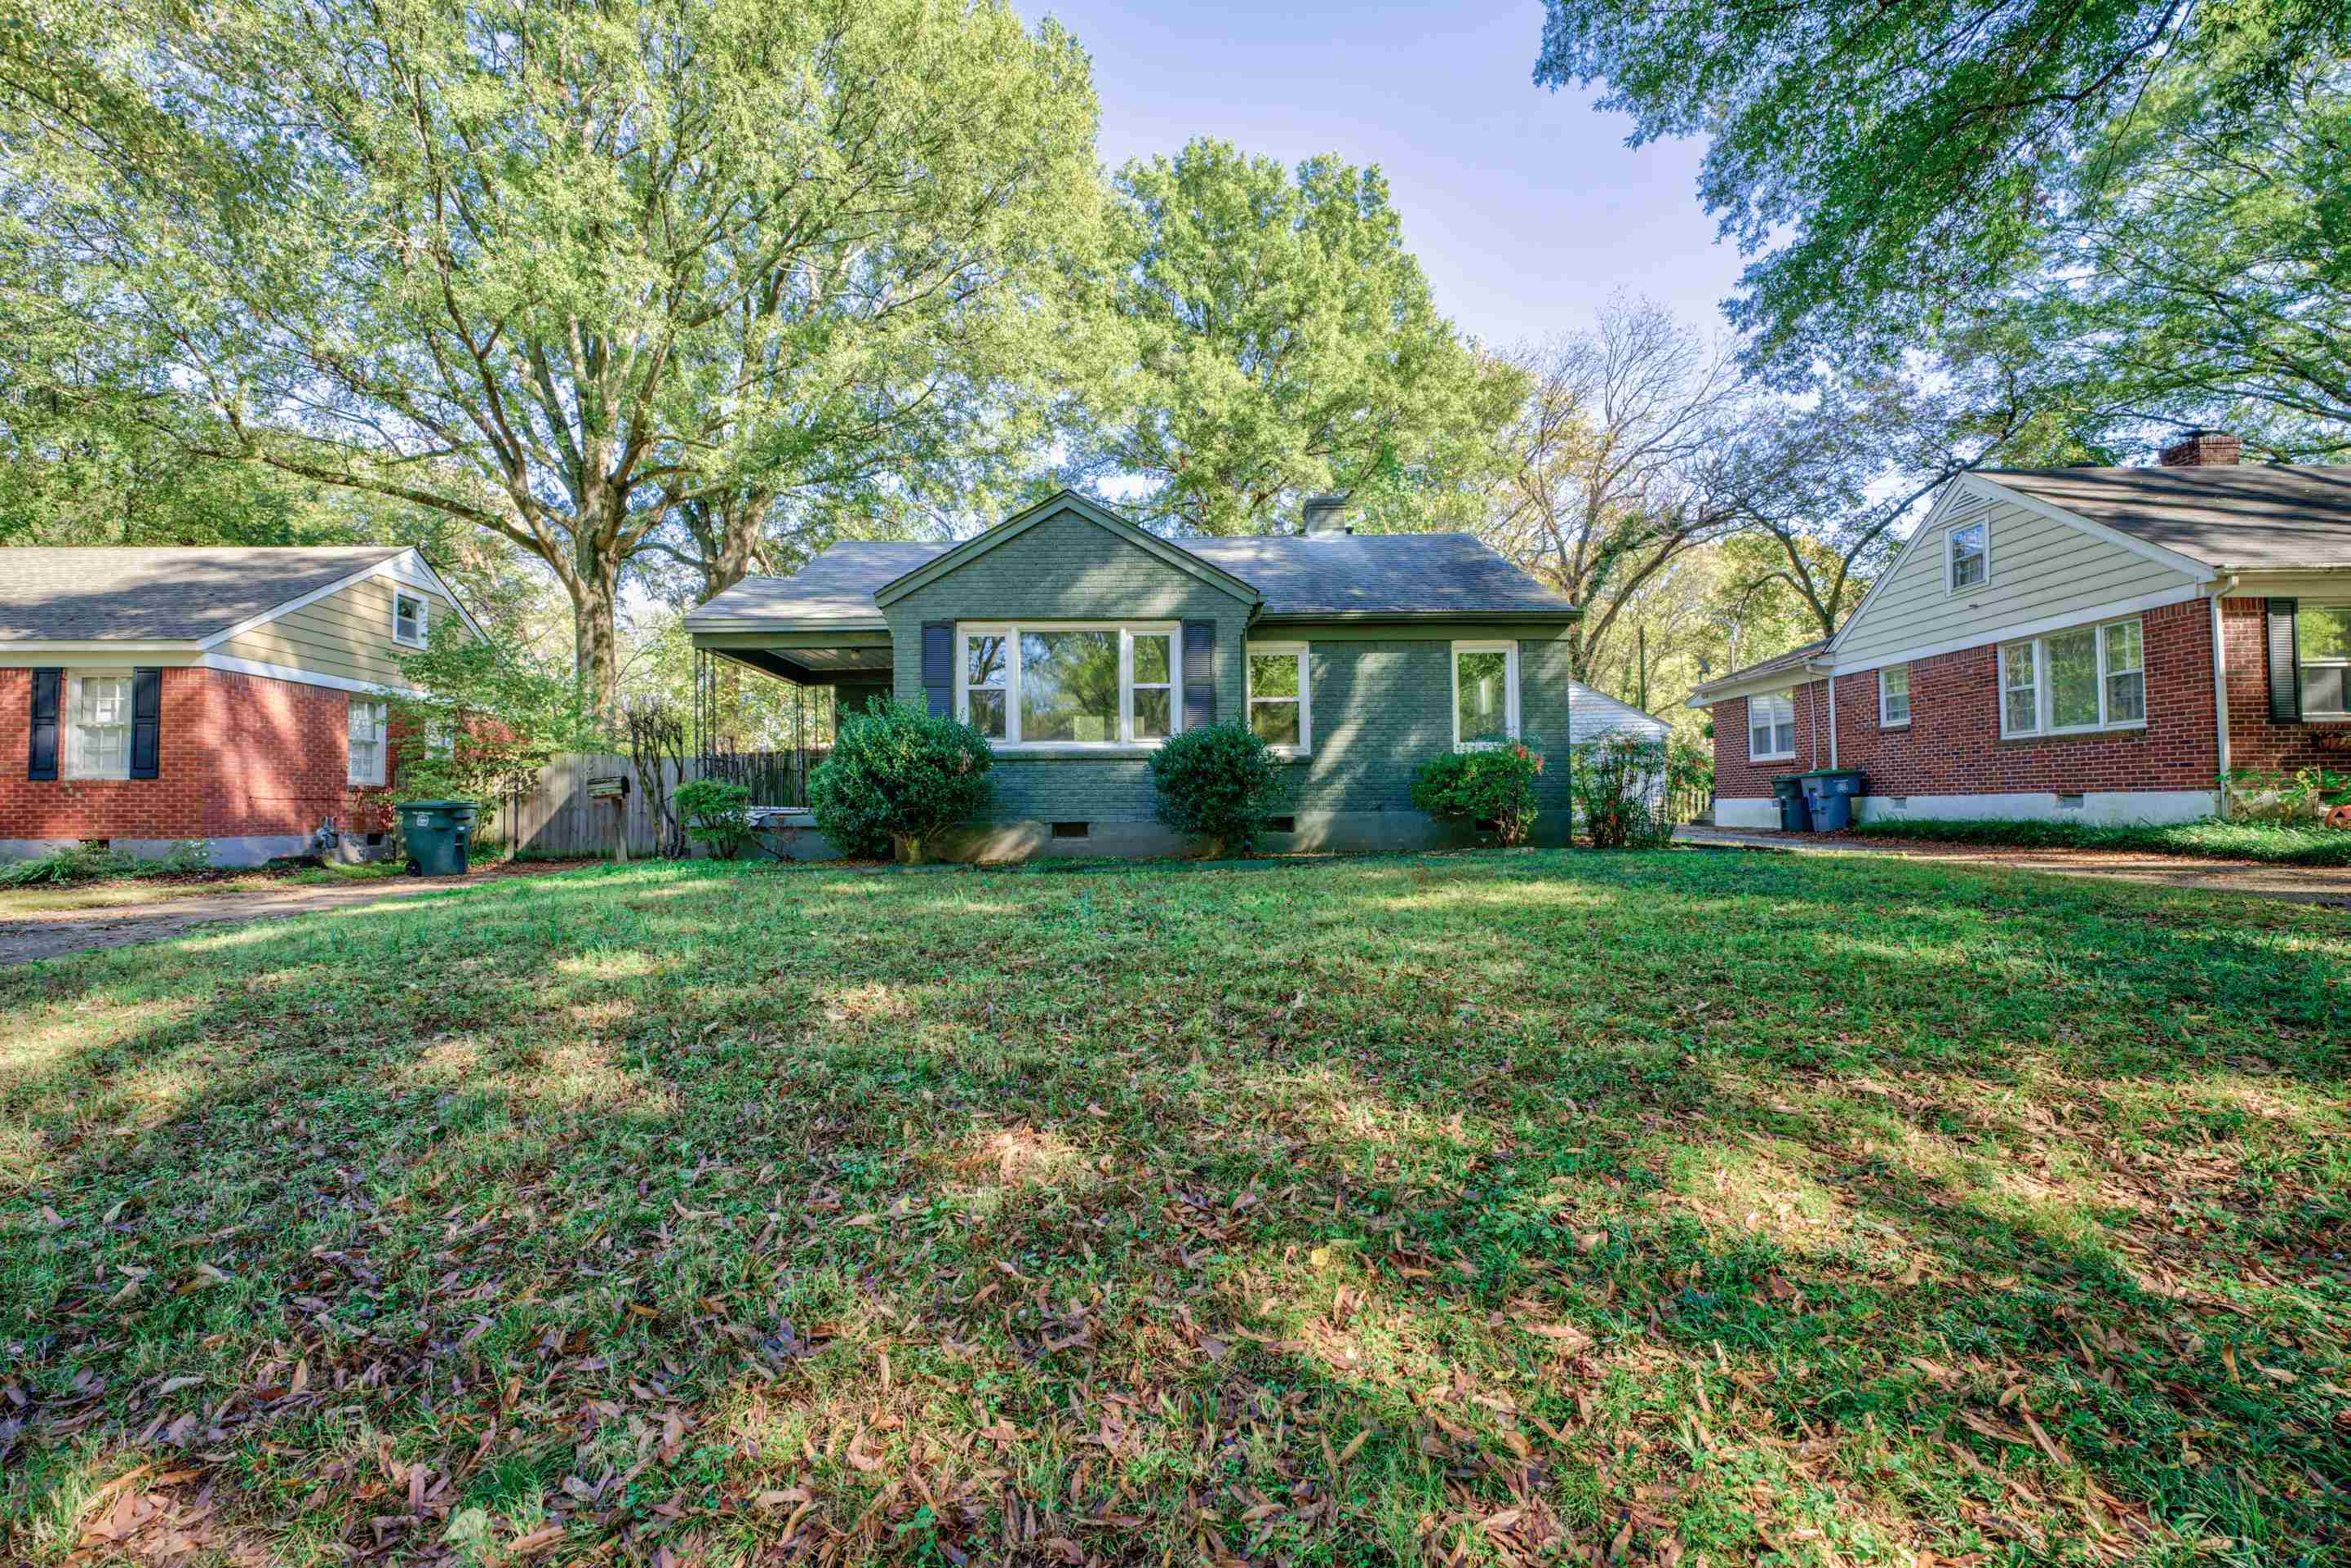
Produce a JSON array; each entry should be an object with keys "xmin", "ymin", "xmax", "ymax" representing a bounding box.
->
[{"xmin": 396, "ymin": 800, "xmax": 478, "ymax": 812}]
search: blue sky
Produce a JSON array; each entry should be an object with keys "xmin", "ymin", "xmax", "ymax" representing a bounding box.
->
[{"xmin": 1040, "ymin": 0, "xmax": 1748, "ymax": 349}]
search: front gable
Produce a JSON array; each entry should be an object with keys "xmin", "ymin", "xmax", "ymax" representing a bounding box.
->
[
  {"xmin": 873, "ymin": 492, "xmax": 1260, "ymax": 617},
  {"xmin": 1829, "ymin": 473, "xmax": 2210, "ymax": 675}
]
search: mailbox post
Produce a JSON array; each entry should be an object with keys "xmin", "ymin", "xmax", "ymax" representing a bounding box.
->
[{"xmin": 587, "ymin": 774, "xmax": 629, "ymax": 863}]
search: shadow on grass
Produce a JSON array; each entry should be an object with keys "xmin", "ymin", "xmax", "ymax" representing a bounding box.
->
[{"xmin": 1, "ymin": 851, "xmax": 2344, "ymax": 1562}]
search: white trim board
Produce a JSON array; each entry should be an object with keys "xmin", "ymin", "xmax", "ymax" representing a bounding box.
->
[
  {"xmin": 201, "ymin": 651, "xmax": 421, "ymax": 698},
  {"xmin": 1970, "ymin": 474, "xmax": 2218, "ymax": 580}
]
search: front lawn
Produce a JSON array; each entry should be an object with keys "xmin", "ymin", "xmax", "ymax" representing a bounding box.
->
[{"xmin": 2, "ymin": 851, "xmax": 2345, "ymax": 1564}]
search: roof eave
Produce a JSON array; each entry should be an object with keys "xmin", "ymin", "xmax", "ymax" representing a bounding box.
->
[{"xmin": 1253, "ymin": 606, "xmax": 1580, "ymax": 624}]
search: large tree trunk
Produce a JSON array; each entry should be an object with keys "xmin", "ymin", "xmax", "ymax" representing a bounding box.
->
[{"xmin": 567, "ymin": 559, "xmax": 624, "ymax": 718}]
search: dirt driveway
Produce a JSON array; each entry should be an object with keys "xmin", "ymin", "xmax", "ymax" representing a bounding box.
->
[
  {"xmin": 0, "ymin": 861, "xmax": 592, "ymax": 966},
  {"xmin": 1673, "ymin": 825, "xmax": 2351, "ymax": 908}
]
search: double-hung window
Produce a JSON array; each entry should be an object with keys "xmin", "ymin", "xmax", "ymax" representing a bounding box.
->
[
  {"xmin": 1748, "ymin": 689, "xmax": 1796, "ymax": 762},
  {"xmin": 349, "ymin": 699, "xmax": 389, "ymax": 786},
  {"xmin": 1452, "ymin": 641, "xmax": 1520, "ymax": 748},
  {"xmin": 1948, "ymin": 519, "xmax": 1989, "ymax": 592},
  {"xmin": 958, "ymin": 623, "xmax": 1180, "ymax": 748},
  {"xmin": 1247, "ymin": 643, "xmax": 1310, "ymax": 757},
  {"xmin": 2300, "ymin": 606, "xmax": 2351, "ymax": 717},
  {"xmin": 1878, "ymin": 664, "xmax": 1911, "ymax": 727},
  {"xmin": 393, "ymin": 590, "xmax": 429, "ymax": 648},
  {"xmin": 1998, "ymin": 617, "xmax": 2144, "ymax": 737},
  {"xmin": 65, "ymin": 672, "xmax": 132, "ymax": 780}
]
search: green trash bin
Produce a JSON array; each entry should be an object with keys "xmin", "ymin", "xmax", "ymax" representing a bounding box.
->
[
  {"xmin": 398, "ymin": 800, "xmax": 478, "ymax": 877},
  {"xmin": 1799, "ymin": 770, "xmax": 1864, "ymax": 833},
  {"xmin": 1770, "ymin": 774, "xmax": 1811, "ymax": 833}
]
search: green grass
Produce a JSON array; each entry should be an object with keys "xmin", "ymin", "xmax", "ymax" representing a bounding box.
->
[
  {"xmin": 1847, "ymin": 814, "xmax": 2351, "ymax": 866},
  {"xmin": 2, "ymin": 850, "xmax": 2345, "ymax": 1564}
]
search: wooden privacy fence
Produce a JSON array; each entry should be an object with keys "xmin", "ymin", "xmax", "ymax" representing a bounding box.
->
[{"xmin": 501, "ymin": 749, "xmax": 828, "ymax": 858}]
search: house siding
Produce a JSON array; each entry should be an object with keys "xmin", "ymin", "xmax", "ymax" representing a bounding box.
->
[
  {"xmin": 1831, "ymin": 491, "xmax": 2200, "ymax": 670},
  {"xmin": 0, "ymin": 666, "xmax": 396, "ymax": 863},
  {"xmin": 216, "ymin": 568, "xmax": 452, "ymax": 689}
]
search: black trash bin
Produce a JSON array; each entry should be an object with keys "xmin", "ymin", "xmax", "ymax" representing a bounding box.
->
[
  {"xmin": 1770, "ymin": 775, "xmax": 1811, "ymax": 833},
  {"xmin": 398, "ymin": 800, "xmax": 478, "ymax": 877},
  {"xmin": 1799, "ymin": 770, "xmax": 1864, "ymax": 833}
]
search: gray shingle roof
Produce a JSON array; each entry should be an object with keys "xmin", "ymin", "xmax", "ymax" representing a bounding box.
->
[
  {"xmin": 687, "ymin": 529, "xmax": 1575, "ymax": 629},
  {"xmin": 1983, "ymin": 464, "xmax": 2351, "ymax": 570},
  {"xmin": 0, "ymin": 547, "xmax": 408, "ymax": 642},
  {"xmin": 1184, "ymin": 532, "xmax": 1576, "ymax": 619}
]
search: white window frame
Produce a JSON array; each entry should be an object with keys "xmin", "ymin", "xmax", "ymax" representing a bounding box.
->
[
  {"xmin": 1245, "ymin": 642, "xmax": 1312, "ymax": 758},
  {"xmin": 1747, "ymin": 688, "xmax": 1797, "ymax": 763},
  {"xmin": 1878, "ymin": 664, "xmax": 1911, "ymax": 729},
  {"xmin": 64, "ymin": 669, "xmax": 135, "ymax": 781},
  {"xmin": 349, "ymin": 698, "xmax": 389, "ymax": 786},
  {"xmin": 392, "ymin": 590, "xmax": 429, "ymax": 648},
  {"xmin": 2299, "ymin": 604, "xmax": 2351, "ymax": 719},
  {"xmin": 1998, "ymin": 615, "xmax": 2146, "ymax": 739},
  {"xmin": 1947, "ymin": 519, "xmax": 1990, "ymax": 595},
  {"xmin": 956, "ymin": 622, "xmax": 1182, "ymax": 750},
  {"xmin": 1450, "ymin": 641, "xmax": 1522, "ymax": 750}
]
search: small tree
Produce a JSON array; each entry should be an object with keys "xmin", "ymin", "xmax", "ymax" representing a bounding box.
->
[
  {"xmin": 672, "ymin": 778, "xmax": 755, "ymax": 860},
  {"xmin": 807, "ymin": 700, "xmax": 994, "ymax": 864},
  {"xmin": 1411, "ymin": 742, "xmax": 1547, "ymax": 846},
  {"xmin": 1147, "ymin": 722, "xmax": 1286, "ymax": 856},
  {"xmin": 389, "ymin": 625, "xmax": 607, "ymax": 859},
  {"xmin": 1568, "ymin": 735, "xmax": 1671, "ymax": 849}
]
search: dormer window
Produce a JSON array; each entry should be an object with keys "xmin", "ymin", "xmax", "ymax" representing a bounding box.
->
[
  {"xmin": 1947, "ymin": 519, "xmax": 1989, "ymax": 593},
  {"xmin": 393, "ymin": 590, "xmax": 429, "ymax": 647}
]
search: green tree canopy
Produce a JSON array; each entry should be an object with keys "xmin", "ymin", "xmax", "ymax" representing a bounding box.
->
[
  {"xmin": 1531, "ymin": 0, "xmax": 2348, "ymax": 382},
  {"xmin": 0, "ymin": 0, "xmax": 1102, "ymax": 708},
  {"xmin": 1064, "ymin": 140, "xmax": 1522, "ymax": 535}
]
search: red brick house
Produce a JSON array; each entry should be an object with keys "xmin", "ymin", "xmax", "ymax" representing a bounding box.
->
[
  {"xmin": 1, "ymin": 546, "xmax": 479, "ymax": 864},
  {"xmin": 1690, "ymin": 433, "xmax": 2351, "ymax": 828}
]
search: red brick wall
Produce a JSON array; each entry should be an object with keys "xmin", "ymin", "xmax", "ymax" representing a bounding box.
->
[
  {"xmin": 1712, "ymin": 599, "xmax": 2220, "ymax": 798},
  {"xmin": 1711, "ymin": 677, "xmax": 1832, "ymax": 797},
  {"xmin": 0, "ymin": 666, "xmax": 393, "ymax": 846},
  {"xmin": 2218, "ymin": 597, "xmax": 2351, "ymax": 775}
]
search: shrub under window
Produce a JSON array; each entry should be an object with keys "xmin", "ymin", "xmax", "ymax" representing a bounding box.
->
[
  {"xmin": 807, "ymin": 699, "xmax": 995, "ymax": 863},
  {"xmin": 1411, "ymin": 741, "xmax": 1545, "ymax": 846},
  {"xmin": 1147, "ymin": 721, "xmax": 1285, "ymax": 855}
]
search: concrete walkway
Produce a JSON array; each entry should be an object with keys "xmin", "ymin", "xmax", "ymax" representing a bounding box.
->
[
  {"xmin": 0, "ymin": 867, "xmax": 571, "ymax": 966},
  {"xmin": 1673, "ymin": 824, "xmax": 2351, "ymax": 908}
]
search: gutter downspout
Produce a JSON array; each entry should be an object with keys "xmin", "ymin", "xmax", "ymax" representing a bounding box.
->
[
  {"xmin": 2209, "ymin": 576, "xmax": 2238, "ymax": 819},
  {"xmin": 1826, "ymin": 673, "xmax": 1838, "ymax": 771}
]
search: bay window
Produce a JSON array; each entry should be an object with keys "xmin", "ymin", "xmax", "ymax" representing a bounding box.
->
[
  {"xmin": 1998, "ymin": 616, "xmax": 2144, "ymax": 737},
  {"xmin": 65, "ymin": 672, "xmax": 133, "ymax": 780},
  {"xmin": 1748, "ymin": 689, "xmax": 1796, "ymax": 762},
  {"xmin": 958, "ymin": 623, "xmax": 1181, "ymax": 748},
  {"xmin": 2300, "ymin": 606, "xmax": 2350, "ymax": 717},
  {"xmin": 1247, "ymin": 643, "xmax": 1310, "ymax": 757}
]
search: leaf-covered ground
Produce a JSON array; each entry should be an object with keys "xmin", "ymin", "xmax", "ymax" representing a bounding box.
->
[{"xmin": 1, "ymin": 849, "xmax": 2345, "ymax": 1566}]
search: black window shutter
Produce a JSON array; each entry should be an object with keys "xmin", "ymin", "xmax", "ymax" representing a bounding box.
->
[
  {"xmin": 27, "ymin": 668, "xmax": 60, "ymax": 780},
  {"xmin": 130, "ymin": 668, "xmax": 162, "ymax": 779},
  {"xmin": 1182, "ymin": 620, "xmax": 1215, "ymax": 730},
  {"xmin": 921, "ymin": 621, "xmax": 953, "ymax": 718},
  {"xmin": 2266, "ymin": 598, "xmax": 2301, "ymax": 723}
]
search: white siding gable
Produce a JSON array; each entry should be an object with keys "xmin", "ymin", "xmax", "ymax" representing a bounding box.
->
[
  {"xmin": 1830, "ymin": 477, "xmax": 2207, "ymax": 673},
  {"xmin": 1567, "ymin": 682, "xmax": 1669, "ymax": 744}
]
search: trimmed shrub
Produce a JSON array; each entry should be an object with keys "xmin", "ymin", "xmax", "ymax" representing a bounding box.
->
[
  {"xmin": 1568, "ymin": 735, "xmax": 1669, "ymax": 848},
  {"xmin": 1148, "ymin": 722, "xmax": 1286, "ymax": 855},
  {"xmin": 807, "ymin": 699, "xmax": 994, "ymax": 863},
  {"xmin": 672, "ymin": 778, "xmax": 754, "ymax": 860},
  {"xmin": 1411, "ymin": 741, "xmax": 1546, "ymax": 846}
]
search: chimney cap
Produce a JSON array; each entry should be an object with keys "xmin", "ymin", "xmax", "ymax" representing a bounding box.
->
[{"xmin": 1300, "ymin": 491, "xmax": 1352, "ymax": 535}]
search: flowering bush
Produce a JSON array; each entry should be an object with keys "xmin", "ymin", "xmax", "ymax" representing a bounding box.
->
[
  {"xmin": 1569, "ymin": 735, "xmax": 1669, "ymax": 849},
  {"xmin": 1411, "ymin": 741, "xmax": 1545, "ymax": 845}
]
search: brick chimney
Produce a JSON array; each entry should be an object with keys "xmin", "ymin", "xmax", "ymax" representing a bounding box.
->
[{"xmin": 2159, "ymin": 429, "xmax": 2241, "ymax": 468}]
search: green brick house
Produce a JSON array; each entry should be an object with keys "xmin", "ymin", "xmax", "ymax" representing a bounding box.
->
[{"xmin": 687, "ymin": 491, "xmax": 1597, "ymax": 859}]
